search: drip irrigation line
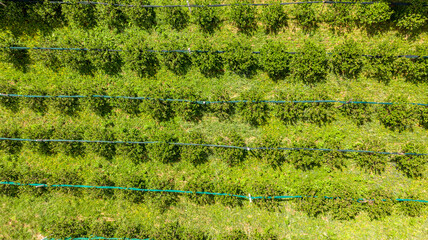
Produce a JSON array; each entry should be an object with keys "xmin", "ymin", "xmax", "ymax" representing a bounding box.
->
[
  {"xmin": 7, "ymin": 1, "xmax": 428, "ymax": 8},
  {"xmin": 2, "ymin": 46, "xmax": 428, "ymax": 59},
  {"xmin": 0, "ymin": 137, "xmax": 427, "ymax": 156},
  {"xmin": 1, "ymin": 181, "xmax": 427, "ymax": 203},
  {"xmin": 0, "ymin": 93, "xmax": 427, "ymax": 107}
]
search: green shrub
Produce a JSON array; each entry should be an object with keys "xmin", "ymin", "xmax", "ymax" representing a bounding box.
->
[
  {"xmin": 301, "ymin": 92, "xmax": 337, "ymax": 125},
  {"xmin": 89, "ymin": 220, "xmax": 118, "ymax": 237},
  {"xmin": 52, "ymin": 123, "xmax": 85, "ymax": 157},
  {"xmin": 161, "ymin": 38, "xmax": 192, "ymax": 75},
  {"xmin": 256, "ymin": 134, "xmax": 285, "ymax": 168},
  {"xmin": 21, "ymin": 88, "xmax": 48, "ymax": 114},
  {"xmin": 293, "ymin": 3, "xmax": 318, "ymax": 31},
  {"xmin": 49, "ymin": 86, "xmax": 81, "ymax": 116},
  {"xmin": 116, "ymin": 127, "xmax": 148, "ymax": 164},
  {"xmin": 192, "ymin": 1, "xmax": 221, "ymax": 33},
  {"xmin": 145, "ymin": 176, "xmax": 178, "ymax": 210},
  {"xmin": 365, "ymin": 42, "xmax": 397, "ymax": 83},
  {"xmin": 288, "ymin": 139, "xmax": 322, "ymax": 170},
  {"xmin": 180, "ymin": 131, "xmax": 209, "ymax": 165},
  {"xmin": 140, "ymin": 87, "xmax": 175, "ymax": 122},
  {"xmin": 420, "ymin": 106, "xmax": 428, "ymax": 129},
  {"xmin": 363, "ymin": 189, "xmax": 394, "ymax": 220},
  {"xmin": 229, "ymin": 2, "xmax": 257, "ymax": 33},
  {"xmin": 261, "ymin": 3, "xmax": 288, "ymax": 34},
  {"xmin": 192, "ymin": 41, "xmax": 224, "ymax": 77},
  {"xmin": 398, "ymin": 50, "xmax": 428, "ymax": 84},
  {"xmin": 43, "ymin": 218, "xmax": 90, "ymax": 238},
  {"xmin": 84, "ymin": 122, "xmax": 116, "ymax": 159},
  {"xmin": 0, "ymin": 82, "xmax": 20, "ymax": 112},
  {"xmin": 87, "ymin": 32, "xmax": 123, "ymax": 75},
  {"xmin": 250, "ymin": 181, "xmax": 284, "ymax": 211},
  {"xmin": 221, "ymin": 229, "xmax": 248, "ymax": 240},
  {"xmin": 352, "ymin": 139, "xmax": 388, "ymax": 174},
  {"xmin": 215, "ymin": 177, "xmax": 245, "ymax": 207},
  {"xmin": 122, "ymin": 37, "xmax": 160, "ymax": 78},
  {"xmin": 173, "ymin": 88, "xmax": 207, "ymax": 122},
  {"xmin": 224, "ymin": 39, "xmax": 258, "ymax": 77},
  {"xmin": 0, "ymin": 164, "xmax": 21, "ymax": 197},
  {"xmin": 49, "ymin": 169, "xmax": 84, "ymax": 195},
  {"xmin": 83, "ymin": 87, "xmax": 113, "ymax": 117},
  {"xmin": 0, "ymin": 123, "xmax": 23, "ymax": 155},
  {"xmin": 162, "ymin": 1, "xmax": 189, "ymax": 30},
  {"xmin": 260, "ymin": 40, "xmax": 291, "ymax": 80},
  {"xmin": 146, "ymin": 131, "xmax": 181, "ymax": 163},
  {"xmin": 323, "ymin": 2, "xmax": 355, "ymax": 30},
  {"xmin": 214, "ymin": 131, "xmax": 247, "ymax": 166},
  {"xmin": 377, "ymin": 96, "xmax": 418, "ymax": 131},
  {"xmin": 0, "ymin": 36, "xmax": 31, "ymax": 71},
  {"xmin": 331, "ymin": 39, "xmax": 364, "ymax": 78},
  {"xmin": 124, "ymin": 0, "xmax": 157, "ymax": 29},
  {"xmin": 339, "ymin": 97, "xmax": 374, "ymax": 126},
  {"xmin": 62, "ymin": 0, "xmax": 97, "ymax": 29},
  {"xmin": 291, "ymin": 40, "xmax": 328, "ymax": 84},
  {"xmin": 237, "ymin": 89, "xmax": 269, "ymax": 126},
  {"xmin": 186, "ymin": 171, "xmax": 216, "ymax": 204},
  {"xmin": 272, "ymin": 91, "xmax": 305, "ymax": 125},
  {"xmin": 112, "ymin": 85, "xmax": 142, "ymax": 115},
  {"xmin": 357, "ymin": 1, "xmax": 393, "ymax": 26},
  {"xmin": 56, "ymin": 32, "xmax": 94, "ymax": 75},
  {"xmin": 399, "ymin": 193, "xmax": 425, "ymax": 217},
  {"xmin": 30, "ymin": 37, "xmax": 63, "ymax": 71},
  {"xmin": 87, "ymin": 170, "xmax": 116, "ymax": 199},
  {"xmin": 32, "ymin": 0, "xmax": 63, "ymax": 31},
  {"xmin": 25, "ymin": 124, "xmax": 56, "ymax": 155},
  {"xmin": 208, "ymin": 89, "xmax": 235, "ymax": 121},
  {"xmin": 95, "ymin": 0, "xmax": 127, "ymax": 31},
  {"xmin": 395, "ymin": 0, "xmax": 427, "ymax": 33},
  {"xmin": 394, "ymin": 143, "xmax": 427, "ymax": 179}
]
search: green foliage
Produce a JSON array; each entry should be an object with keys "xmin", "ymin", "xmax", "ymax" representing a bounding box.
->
[
  {"xmin": 186, "ymin": 171, "xmax": 216, "ymax": 204},
  {"xmin": 116, "ymin": 127, "xmax": 148, "ymax": 164},
  {"xmin": 62, "ymin": 0, "xmax": 97, "ymax": 29},
  {"xmin": 399, "ymin": 193, "xmax": 425, "ymax": 217},
  {"xmin": 84, "ymin": 122, "xmax": 116, "ymax": 159},
  {"xmin": 124, "ymin": 0, "xmax": 157, "ymax": 29},
  {"xmin": 162, "ymin": 1, "xmax": 189, "ymax": 30},
  {"xmin": 215, "ymin": 131, "xmax": 247, "ymax": 166},
  {"xmin": 56, "ymin": 32, "xmax": 94, "ymax": 75},
  {"xmin": 214, "ymin": 176, "xmax": 244, "ymax": 207},
  {"xmin": 0, "ymin": 123, "xmax": 23, "ymax": 155},
  {"xmin": 173, "ymin": 88, "xmax": 206, "ymax": 122},
  {"xmin": 395, "ymin": 0, "xmax": 427, "ymax": 33},
  {"xmin": 0, "ymin": 36, "xmax": 31, "ymax": 71},
  {"xmin": 357, "ymin": 1, "xmax": 393, "ymax": 26},
  {"xmin": 87, "ymin": 31, "xmax": 123, "ymax": 75},
  {"xmin": 353, "ymin": 139, "xmax": 388, "ymax": 174},
  {"xmin": 394, "ymin": 143, "xmax": 427, "ymax": 179},
  {"xmin": 122, "ymin": 36, "xmax": 160, "ymax": 78},
  {"xmin": 20, "ymin": 87, "xmax": 48, "ymax": 113},
  {"xmin": 180, "ymin": 131, "xmax": 209, "ymax": 165},
  {"xmin": 30, "ymin": 36, "xmax": 62, "ymax": 71},
  {"xmin": 0, "ymin": 163, "xmax": 21, "ymax": 197},
  {"xmin": 192, "ymin": 41, "xmax": 224, "ymax": 77},
  {"xmin": 288, "ymin": 139, "xmax": 322, "ymax": 170},
  {"xmin": 301, "ymin": 92, "xmax": 337, "ymax": 125},
  {"xmin": 208, "ymin": 89, "xmax": 235, "ymax": 121},
  {"xmin": 272, "ymin": 90, "xmax": 305, "ymax": 125},
  {"xmin": 224, "ymin": 39, "xmax": 258, "ymax": 77},
  {"xmin": 365, "ymin": 41, "xmax": 397, "ymax": 83},
  {"xmin": 256, "ymin": 134, "xmax": 285, "ymax": 168},
  {"xmin": 25, "ymin": 124, "xmax": 56, "ymax": 155},
  {"xmin": 260, "ymin": 40, "xmax": 291, "ymax": 80},
  {"xmin": 420, "ymin": 106, "xmax": 428, "ymax": 129},
  {"xmin": 95, "ymin": 0, "xmax": 127, "ymax": 31},
  {"xmin": 221, "ymin": 229, "xmax": 248, "ymax": 240},
  {"xmin": 377, "ymin": 96, "xmax": 418, "ymax": 131},
  {"xmin": 323, "ymin": 2, "xmax": 356, "ymax": 31},
  {"xmin": 32, "ymin": 0, "xmax": 63, "ymax": 31},
  {"xmin": 0, "ymin": 82, "xmax": 20, "ymax": 112},
  {"xmin": 331, "ymin": 39, "xmax": 363, "ymax": 78},
  {"xmin": 43, "ymin": 218, "xmax": 90, "ymax": 238},
  {"xmin": 52, "ymin": 122, "xmax": 86, "ymax": 157},
  {"xmin": 145, "ymin": 176, "xmax": 178, "ymax": 210},
  {"xmin": 237, "ymin": 89, "xmax": 269, "ymax": 126},
  {"xmin": 397, "ymin": 45, "xmax": 428, "ymax": 83},
  {"xmin": 146, "ymin": 131, "xmax": 181, "ymax": 163},
  {"xmin": 112, "ymin": 85, "xmax": 142, "ymax": 115},
  {"xmin": 49, "ymin": 85, "xmax": 81, "ymax": 116},
  {"xmin": 339, "ymin": 98, "xmax": 373, "ymax": 126},
  {"xmin": 161, "ymin": 38, "xmax": 192, "ymax": 75},
  {"xmin": 83, "ymin": 87, "xmax": 113, "ymax": 117},
  {"xmin": 293, "ymin": 3, "xmax": 318, "ymax": 31},
  {"xmin": 291, "ymin": 40, "xmax": 328, "ymax": 84},
  {"xmin": 140, "ymin": 87, "xmax": 175, "ymax": 122},
  {"xmin": 192, "ymin": 1, "xmax": 221, "ymax": 33},
  {"xmin": 261, "ymin": 3, "xmax": 288, "ymax": 34},
  {"xmin": 229, "ymin": 2, "xmax": 257, "ymax": 33},
  {"xmin": 363, "ymin": 190, "xmax": 394, "ymax": 220}
]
